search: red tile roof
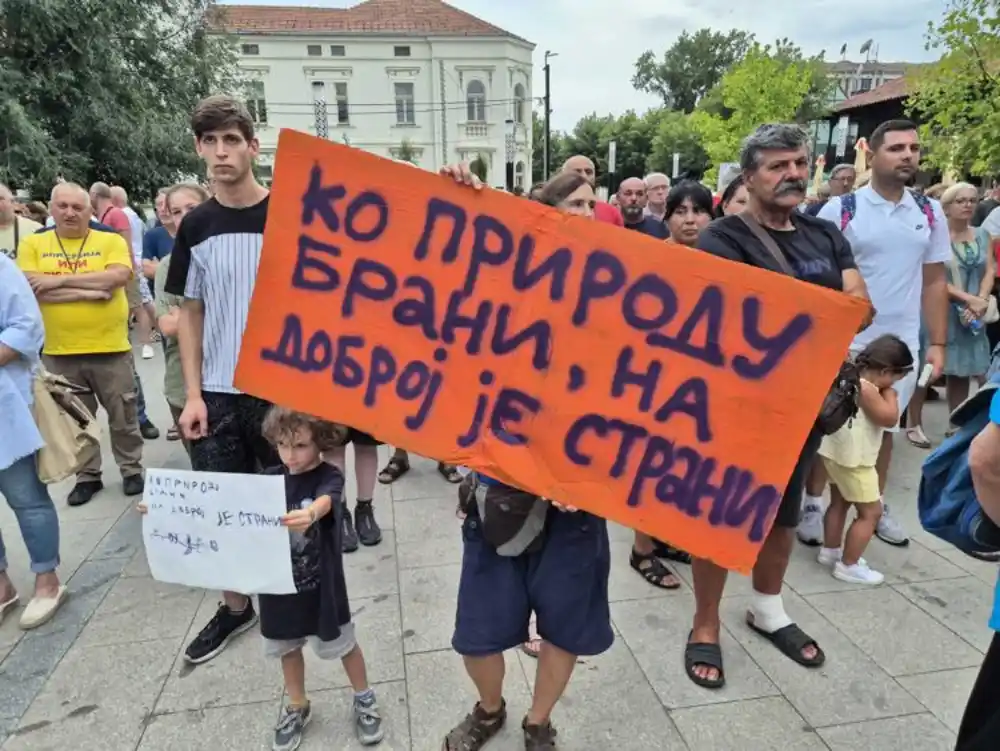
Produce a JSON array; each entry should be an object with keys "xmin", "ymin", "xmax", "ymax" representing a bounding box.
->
[
  {"xmin": 832, "ymin": 76, "xmax": 910, "ymax": 113},
  {"xmin": 216, "ymin": 0, "xmax": 528, "ymax": 42}
]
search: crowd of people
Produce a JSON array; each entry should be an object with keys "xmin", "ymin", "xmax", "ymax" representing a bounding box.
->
[{"xmin": 1, "ymin": 94, "xmax": 999, "ymax": 751}]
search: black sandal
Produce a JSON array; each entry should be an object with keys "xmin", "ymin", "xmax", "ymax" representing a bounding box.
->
[
  {"xmin": 684, "ymin": 631, "xmax": 725, "ymax": 689},
  {"xmin": 522, "ymin": 717, "xmax": 558, "ymax": 750},
  {"xmin": 377, "ymin": 456, "xmax": 410, "ymax": 485},
  {"xmin": 746, "ymin": 614, "xmax": 826, "ymax": 667},
  {"xmin": 437, "ymin": 462, "xmax": 463, "ymax": 484},
  {"xmin": 630, "ymin": 548, "xmax": 681, "ymax": 589},
  {"xmin": 653, "ymin": 539, "xmax": 692, "ymax": 564},
  {"xmin": 442, "ymin": 700, "xmax": 507, "ymax": 751}
]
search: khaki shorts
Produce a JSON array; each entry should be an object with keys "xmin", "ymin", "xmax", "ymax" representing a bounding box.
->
[{"xmin": 125, "ymin": 277, "xmax": 142, "ymax": 310}]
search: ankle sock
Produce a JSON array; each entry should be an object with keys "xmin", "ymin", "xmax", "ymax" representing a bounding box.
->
[
  {"xmin": 750, "ymin": 590, "xmax": 792, "ymax": 633},
  {"xmin": 355, "ymin": 687, "xmax": 375, "ymax": 705},
  {"xmin": 803, "ymin": 494, "xmax": 823, "ymax": 512},
  {"xmin": 356, "ymin": 498, "xmax": 372, "ymax": 507},
  {"xmin": 820, "ymin": 546, "xmax": 841, "ymax": 559}
]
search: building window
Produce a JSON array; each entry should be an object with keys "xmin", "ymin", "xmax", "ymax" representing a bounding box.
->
[
  {"xmin": 241, "ymin": 44, "xmax": 259, "ymax": 55},
  {"xmin": 394, "ymin": 45, "xmax": 411, "ymax": 57},
  {"xmin": 334, "ymin": 82, "xmax": 349, "ymax": 125},
  {"xmin": 307, "ymin": 45, "xmax": 322, "ymax": 57},
  {"xmin": 513, "ymin": 83, "xmax": 525, "ymax": 124},
  {"xmin": 311, "ymin": 81, "xmax": 325, "ymax": 100},
  {"xmin": 859, "ymin": 77, "xmax": 873, "ymax": 92},
  {"xmin": 467, "ymin": 80, "xmax": 486, "ymax": 122},
  {"xmin": 394, "ymin": 82, "xmax": 415, "ymax": 125},
  {"xmin": 330, "ymin": 45, "xmax": 346, "ymax": 57},
  {"xmin": 515, "ymin": 160, "xmax": 525, "ymax": 189},
  {"xmin": 246, "ymin": 80, "xmax": 267, "ymax": 125}
]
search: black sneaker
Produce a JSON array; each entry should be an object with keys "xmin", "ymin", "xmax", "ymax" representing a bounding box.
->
[
  {"xmin": 122, "ymin": 474, "xmax": 145, "ymax": 496},
  {"xmin": 139, "ymin": 420, "xmax": 160, "ymax": 440},
  {"xmin": 184, "ymin": 600, "xmax": 258, "ymax": 664},
  {"xmin": 341, "ymin": 503, "xmax": 359, "ymax": 553},
  {"xmin": 67, "ymin": 480, "xmax": 103, "ymax": 507},
  {"xmin": 355, "ymin": 501, "xmax": 382, "ymax": 547}
]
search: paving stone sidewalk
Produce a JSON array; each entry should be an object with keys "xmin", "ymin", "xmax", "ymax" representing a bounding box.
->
[{"xmin": 0, "ymin": 355, "xmax": 993, "ymax": 750}]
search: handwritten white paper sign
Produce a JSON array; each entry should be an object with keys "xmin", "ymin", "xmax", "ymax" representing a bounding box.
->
[{"xmin": 141, "ymin": 469, "xmax": 296, "ymax": 595}]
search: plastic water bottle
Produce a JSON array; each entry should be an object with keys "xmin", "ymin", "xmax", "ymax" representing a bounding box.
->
[{"xmin": 970, "ymin": 318, "xmax": 985, "ymax": 335}]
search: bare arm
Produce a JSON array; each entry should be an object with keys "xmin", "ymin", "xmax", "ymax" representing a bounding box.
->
[
  {"xmin": 841, "ymin": 269, "xmax": 875, "ymax": 331},
  {"xmin": 980, "ymin": 247, "xmax": 996, "ymax": 299},
  {"xmin": 58, "ymin": 265, "xmax": 131, "ymax": 291},
  {"xmin": 0, "ymin": 344, "xmax": 19, "ymax": 367},
  {"xmin": 859, "ymin": 381, "xmax": 900, "ymax": 428},
  {"xmin": 970, "ymin": 422, "xmax": 1000, "ymax": 528},
  {"xmin": 178, "ymin": 299, "xmax": 205, "ymax": 399},
  {"xmin": 158, "ymin": 306, "xmax": 180, "ymax": 337},
  {"xmin": 37, "ymin": 288, "xmax": 111, "ymax": 303},
  {"xmin": 142, "ymin": 258, "xmax": 159, "ymax": 279},
  {"xmin": 922, "ymin": 263, "xmax": 949, "ymax": 345}
]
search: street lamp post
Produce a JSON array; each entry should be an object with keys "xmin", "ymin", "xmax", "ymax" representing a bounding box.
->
[
  {"xmin": 505, "ymin": 118, "xmax": 515, "ymax": 192},
  {"xmin": 543, "ymin": 50, "xmax": 558, "ymax": 181}
]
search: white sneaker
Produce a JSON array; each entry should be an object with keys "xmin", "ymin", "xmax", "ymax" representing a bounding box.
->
[
  {"xmin": 797, "ymin": 504, "xmax": 824, "ymax": 546},
  {"xmin": 141, "ymin": 344, "xmax": 155, "ymax": 360},
  {"xmin": 833, "ymin": 560, "xmax": 884, "ymax": 585},
  {"xmin": 817, "ymin": 547, "xmax": 841, "ymax": 566},
  {"xmin": 875, "ymin": 503, "xmax": 909, "ymax": 546}
]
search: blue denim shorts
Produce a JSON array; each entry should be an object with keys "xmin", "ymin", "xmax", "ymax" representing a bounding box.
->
[{"xmin": 451, "ymin": 506, "xmax": 613, "ymax": 658}]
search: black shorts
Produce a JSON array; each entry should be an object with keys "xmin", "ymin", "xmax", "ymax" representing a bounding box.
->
[
  {"xmin": 773, "ymin": 426, "xmax": 824, "ymax": 529},
  {"xmin": 345, "ymin": 427, "xmax": 382, "ymax": 446},
  {"xmin": 189, "ymin": 392, "xmax": 279, "ymax": 473}
]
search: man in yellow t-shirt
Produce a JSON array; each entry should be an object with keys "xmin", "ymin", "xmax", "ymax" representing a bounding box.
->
[{"xmin": 17, "ymin": 182, "xmax": 145, "ymax": 506}]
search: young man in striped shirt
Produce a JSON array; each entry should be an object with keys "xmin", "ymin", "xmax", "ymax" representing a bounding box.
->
[{"xmin": 165, "ymin": 95, "xmax": 277, "ymax": 664}]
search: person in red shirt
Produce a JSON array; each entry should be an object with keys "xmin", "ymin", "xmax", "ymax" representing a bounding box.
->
[{"xmin": 562, "ymin": 155, "xmax": 624, "ymax": 226}]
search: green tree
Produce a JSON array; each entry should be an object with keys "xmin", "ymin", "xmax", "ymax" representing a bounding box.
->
[
  {"xmin": 531, "ymin": 110, "xmax": 567, "ymax": 181},
  {"xmin": 907, "ymin": 0, "xmax": 1000, "ymax": 177},
  {"xmin": 632, "ymin": 29, "xmax": 754, "ymax": 113},
  {"xmin": 0, "ymin": 0, "xmax": 240, "ymax": 198},
  {"xmin": 646, "ymin": 111, "xmax": 710, "ymax": 180},
  {"xmin": 600, "ymin": 109, "xmax": 663, "ymax": 180},
  {"xmin": 562, "ymin": 113, "xmax": 616, "ymax": 174},
  {"xmin": 690, "ymin": 44, "xmax": 818, "ymax": 182},
  {"xmin": 396, "ymin": 138, "xmax": 418, "ymax": 163}
]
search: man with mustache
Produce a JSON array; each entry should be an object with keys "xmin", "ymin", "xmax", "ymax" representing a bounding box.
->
[
  {"xmin": 801, "ymin": 120, "xmax": 950, "ymax": 549},
  {"xmin": 683, "ymin": 124, "xmax": 871, "ymax": 688}
]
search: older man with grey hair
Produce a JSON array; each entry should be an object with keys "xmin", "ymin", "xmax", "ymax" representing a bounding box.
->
[
  {"xmin": 680, "ymin": 123, "xmax": 872, "ymax": 689},
  {"xmin": 804, "ymin": 163, "xmax": 856, "ymax": 216},
  {"xmin": 643, "ymin": 172, "xmax": 670, "ymax": 221}
]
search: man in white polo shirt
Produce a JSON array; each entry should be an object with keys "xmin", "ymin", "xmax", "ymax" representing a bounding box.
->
[{"xmin": 799, "ymin": 119, "xmax": 950, "ymax": 547}]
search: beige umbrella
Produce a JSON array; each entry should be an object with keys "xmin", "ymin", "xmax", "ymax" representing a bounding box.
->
[
  {"xmin": 854, "ymin": 138, "xmax": 869, "ymax": 173},
  {"xmin": 812, "ymin": 155, "xmax": 827, "ymax": 195}
]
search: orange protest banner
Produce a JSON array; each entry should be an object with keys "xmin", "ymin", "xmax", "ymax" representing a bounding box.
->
[{"xmin": 235, "ymin": 129, "xmax": 868, "ymax": 572}]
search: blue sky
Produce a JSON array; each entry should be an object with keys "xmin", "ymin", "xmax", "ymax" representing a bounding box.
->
[{"xmin": 220, "ymin": 0, "xmax": 945, "ymax": 131}]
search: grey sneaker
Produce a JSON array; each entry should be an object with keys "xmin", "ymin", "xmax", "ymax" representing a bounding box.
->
[
  {"xmin": 354, "ymin": 693, "xmax": 385, "ymax": 745},
  {"xmin": 273, "ymin": 704, "xmax": 311, "ymax": 751},
  {"xmin": 796, "ymin": 503, "xmax": 824, "ymax": 546},
  {"xmin": 875, "ymin": 503, "xmax": 910, "ymax": 547}
]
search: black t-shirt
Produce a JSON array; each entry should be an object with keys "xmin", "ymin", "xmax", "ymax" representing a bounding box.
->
[
  {"xmin": 625, "ymin": 215, "xmax": 670, "ymax": 240},
  {"xmin": 258, "ymin": 462, "xmax": 350, "ymax": 642},
  {"xmin": 697, "ymin": 212, "xmax": 856, "ymax": 291}
]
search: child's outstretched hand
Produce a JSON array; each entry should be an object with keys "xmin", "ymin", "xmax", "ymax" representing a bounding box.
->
[
  {"xmin": 136, "ymin": 503, "xmax": 148, "ymax": 515},
  {"xmin": 282, "ymin": 508, "xmax": 316, "ymax": 533}
]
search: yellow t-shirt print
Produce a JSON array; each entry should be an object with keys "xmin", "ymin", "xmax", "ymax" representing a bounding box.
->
[{"xmin": 17, "ymin": 227, "xmax": 133, "ymax": 356}]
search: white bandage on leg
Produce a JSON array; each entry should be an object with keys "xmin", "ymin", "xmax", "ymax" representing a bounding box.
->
[{"xmin": 750, "ymin": 590, "xmax": 793, "ymax": 633}]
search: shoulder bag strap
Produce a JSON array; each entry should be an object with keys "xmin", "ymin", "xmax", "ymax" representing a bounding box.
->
[{"xmin": 737, "ymin": 212, "xmax": 795, "ymax": 277}]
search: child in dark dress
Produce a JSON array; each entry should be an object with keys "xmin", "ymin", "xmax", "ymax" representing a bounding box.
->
[{"xmin": 259, "ymin": 407, "xmax": 384, "ymax": 750}]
